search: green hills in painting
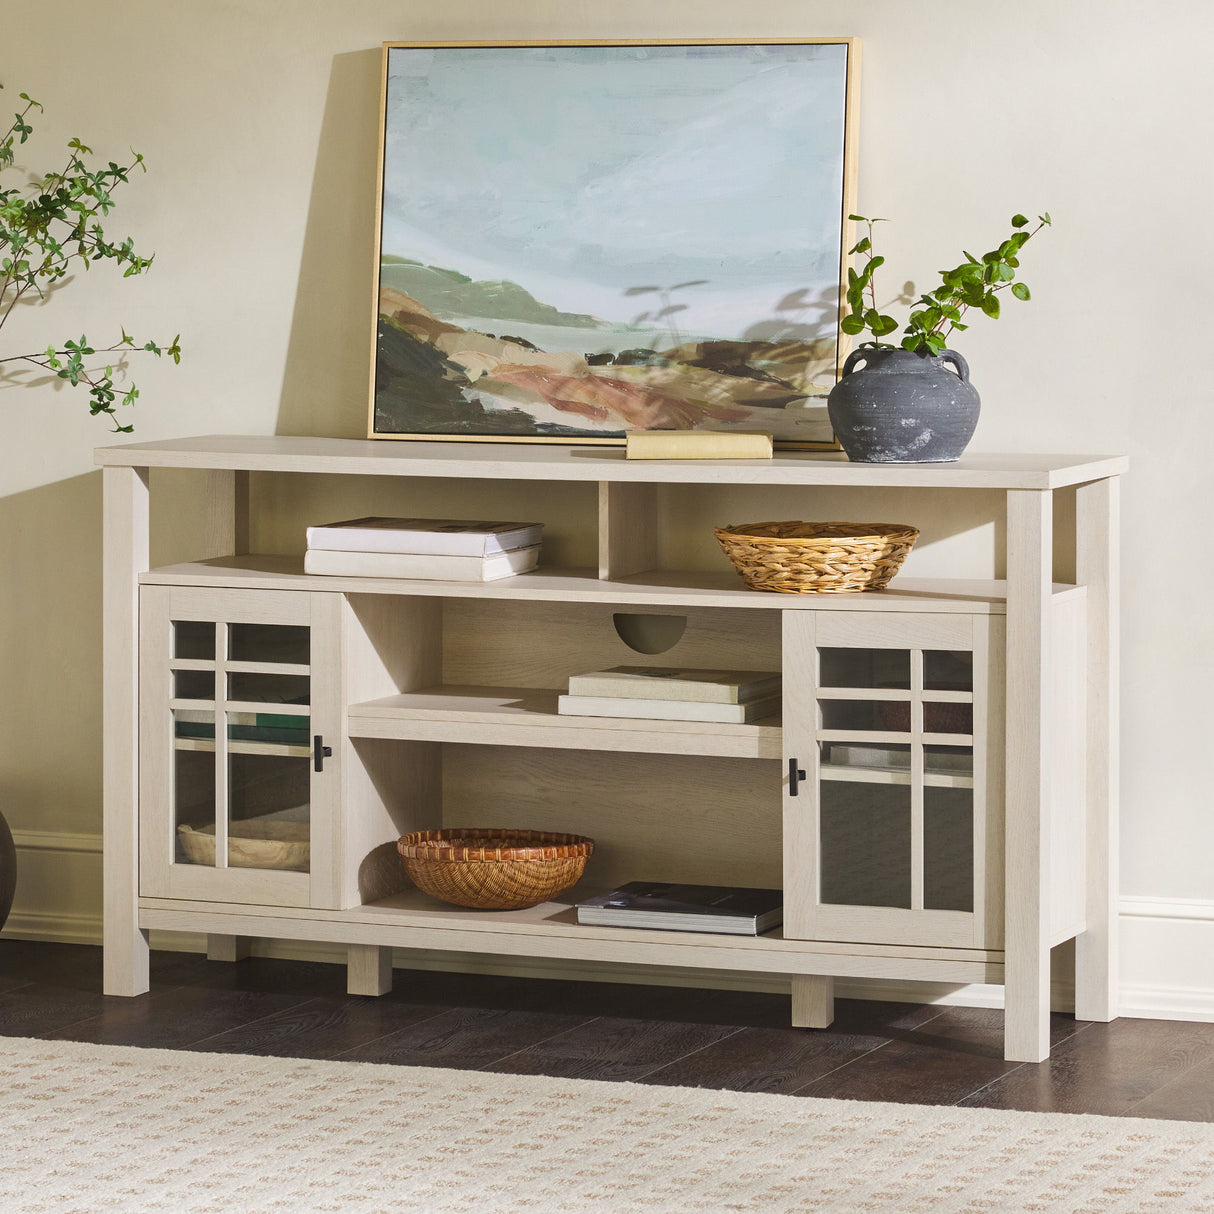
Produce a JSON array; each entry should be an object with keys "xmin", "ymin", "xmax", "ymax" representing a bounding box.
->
[{"xmin": 379, "ymin": 256, "xmax": 601, "ymax": 328}]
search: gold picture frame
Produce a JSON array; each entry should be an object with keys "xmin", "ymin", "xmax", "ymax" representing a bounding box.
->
[{"xmin": 368, "ymin": 38, "xmax": 859, "ymax": 449}]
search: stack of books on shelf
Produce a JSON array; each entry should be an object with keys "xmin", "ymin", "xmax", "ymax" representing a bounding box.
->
[
  {"xmin": 303, "ymin": 517, "xmax": 543, "ymax": 581},
  {"xmin": 558, "ymin": 666, "xmax": 781, "ymax": 723},
  {"xmin": 576, "ymin": 882, "xmax": 783, "ymax": 936}
]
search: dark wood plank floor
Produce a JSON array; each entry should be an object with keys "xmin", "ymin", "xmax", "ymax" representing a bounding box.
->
[{"xmin": 1, "ymin": 940, "xmax": 1211, "ymax": 1121}]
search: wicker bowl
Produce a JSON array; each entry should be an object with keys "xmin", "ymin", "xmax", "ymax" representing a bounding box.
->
[
  {"xmin": 715, "ymin": 521, "xmax": 919, "ymax": 594},
  {"xmin": 177, "ymin": 810, "xmax": 310, "ymax": 873},
  {"xmin": 397, "ymin": 829, "xmax": 595, "ymax": 910}
]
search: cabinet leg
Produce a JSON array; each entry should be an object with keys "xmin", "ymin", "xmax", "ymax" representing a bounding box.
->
[
  {"xmin": 791, "ymin": 975, "xmax": 834, "ymax": 1029},
  {"xmin": 1075, "ymin": 928, "xmax": 1116, "ymax": 1023},
  {"xmin": 1004, "ymin": 952, "xmax": 1051, "ymax": 1062},
  {"xmin": 206, "ymin": 934, "xmax": 251, "ymax": 963},
  {"xmin": 348, "ymin": 944, "xmax": 393, "ymax": 996},
  {"xmin": 1074, "ymin": 476, "xmax": 1120, "ymax": 1024},
  {"xmin": 102, "ymin": 464, "xmax": 151, "ymax": 998},
  {"xmin": 103, "ymin": 925, "xmax": 150, "ymax": 997},
  {"xmin": 1004, "ymin": 489, "xmax": 1053, "ymax": 1064}
]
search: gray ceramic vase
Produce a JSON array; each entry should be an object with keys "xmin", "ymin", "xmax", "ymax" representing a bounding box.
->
[{"xmin": 826, "ymin": 347, "xmax": 980, "ymax": 463}]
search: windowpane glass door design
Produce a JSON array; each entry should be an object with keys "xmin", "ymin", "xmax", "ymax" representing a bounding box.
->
[
  {"xmin": 169, "ymin": 620, "xmax": 312, "ymax": 872},
  {"xmin": 142, "ymin": 588, "xmax": 337, "ymax": 908},
  {"xmin": 783, "ymin": 613, "xmax": 1001, "ymax": 950}
]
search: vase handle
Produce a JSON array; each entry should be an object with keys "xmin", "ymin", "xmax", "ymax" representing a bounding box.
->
[
  {"xmin": 840, "ymin": 349, "xmax": 869, "ymax": 378},
  {"xmin": 940, "ymin": 350, "xmax": 970, "ymax": 382}
]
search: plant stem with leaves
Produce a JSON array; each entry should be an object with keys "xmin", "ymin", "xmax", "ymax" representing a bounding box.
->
[
  {"xmin": 842, "ymin": 212, "xmax": 1052, "ymax": 356},
  {"xmin": 0, "ymin": 84, "xmax": 179, "ymax": 430}
]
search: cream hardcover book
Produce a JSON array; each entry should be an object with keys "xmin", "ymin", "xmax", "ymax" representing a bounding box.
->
[
  {"xmin": 566, "ymin": 666, "xmax": 781, "ymax": 704},
  {"xmin": 303, "ymin": 544, "xmax": 541, "ymax": 581},
  {"xmin": 557, "ymin": 693, "xmax": 781, "ymax": 724},
  {"xmin": 305, "ymin": 517, "xmax": 544, "ymax": 555}
]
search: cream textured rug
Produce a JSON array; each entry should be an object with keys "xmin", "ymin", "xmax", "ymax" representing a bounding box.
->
[{"xmin": 4, "ymin": 1036, "xmax": 1214, "ymax": 1213}]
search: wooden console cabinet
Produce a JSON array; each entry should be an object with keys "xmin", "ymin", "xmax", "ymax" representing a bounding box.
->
[{"xmin": 98, "ymin": 436, "xmax": 1126, "ymax": 1062}]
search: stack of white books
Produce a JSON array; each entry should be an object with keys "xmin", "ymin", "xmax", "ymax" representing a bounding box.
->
[
  {"xmin": 558, "ymin": 666, "xmax": 782, "ymax": 723},
  {"xmin": 303, "ymin": 517, "xmax": 543, "ymax": 581}
]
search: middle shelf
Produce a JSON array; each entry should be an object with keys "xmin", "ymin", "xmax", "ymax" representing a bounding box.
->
[{"xmin": 348, "ymin": 685, "xmax": 784, "ymax": 759}]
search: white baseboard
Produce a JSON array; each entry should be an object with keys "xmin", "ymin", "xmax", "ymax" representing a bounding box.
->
[
  {"xmin": 10, "ymin": 829, "xmax": 103, "ymax": 855},
  {"xmin": 3, "ymin": 908, "xmax": 103, "ymax": 946},
  {"xmin": 6, "ymin": 831, "xmax": 1214, "ymax": 1022},
  {"xmin": 1117, "ymin": 896, "xmax": 1214, "ymax": 1022}
]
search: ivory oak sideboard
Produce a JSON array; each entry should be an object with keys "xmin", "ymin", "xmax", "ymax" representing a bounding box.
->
[{"xmin": 97, "ymin": 436, "xmax": 1126, "ymax": 1062}]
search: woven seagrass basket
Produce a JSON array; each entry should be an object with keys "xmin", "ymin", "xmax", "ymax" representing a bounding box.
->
[
  {"xmin": 715, "ymin": 521, "xmax": 919, "ymax": 594},
  {"xmin": 397, "ymin": 829, "xmax": 595, "ymax": 910}
]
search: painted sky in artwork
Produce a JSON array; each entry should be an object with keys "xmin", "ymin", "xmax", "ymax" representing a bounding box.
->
[{"xmin": 381, "ymin": 43, "xmax": 848, "ymax": 341}]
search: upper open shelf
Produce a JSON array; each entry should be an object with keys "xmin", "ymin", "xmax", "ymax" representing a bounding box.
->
[
  {"xmin": 97, "ymin": 434, "xmax": 1128, "ymax": 490},
  {"xmin": 139, "ymin": 555, "xmax": 1085, "ymax": 613}
]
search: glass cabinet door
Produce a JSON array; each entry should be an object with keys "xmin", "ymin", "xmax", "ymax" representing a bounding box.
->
[
  {"xmin": 141, "ymin": 587, "xmax": 340, "ymax": 908},
  {"xmin": 782, "ymin": 612, "xmax": 1003, "ymax": 950}
]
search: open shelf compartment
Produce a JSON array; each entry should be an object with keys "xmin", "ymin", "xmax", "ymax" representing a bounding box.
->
[{"xmin": 138, "ymin": 554, "xmax": 1086, "ymax": 615}]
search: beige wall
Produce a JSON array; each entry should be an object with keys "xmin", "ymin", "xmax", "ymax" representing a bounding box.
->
[{"xmin": 2, "ymin": 2, "xmax": 1208, "ymax": 945}]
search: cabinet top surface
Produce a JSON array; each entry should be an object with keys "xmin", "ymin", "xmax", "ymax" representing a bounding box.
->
[{"xmin": 95, "ymin": 434, "xmax": 1128, "ymax": 489}]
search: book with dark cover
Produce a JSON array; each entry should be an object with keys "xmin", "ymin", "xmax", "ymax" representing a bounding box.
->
[{"xmin": 576, "ymin": 882, "xmax": 783, "ymax": 935}]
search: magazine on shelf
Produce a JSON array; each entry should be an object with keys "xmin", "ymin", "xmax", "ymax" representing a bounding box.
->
[
  {"xmin": 305, "ymin": 517, "xmax": 544, "ymax": 556},
  {"xmin": 566, "ymin": 666, "xmax": 781, "ymax": 704},
  {"xmin": 576, "ymin": 882, "xmax": 783, "ymax": 935},
  {"xmin": 557, "ymin": 693, "xmax": 780, "ymax": 724},
  {"xmin": 303, "ymin": 545, "xmax": 541, "ymax": 581}
]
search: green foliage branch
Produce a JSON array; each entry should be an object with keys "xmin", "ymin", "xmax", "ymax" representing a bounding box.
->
[
  {"xmin": 0, "ymin": 84, "xmax": 179, "ymax": 431},
  {"xmin": 841, "ymin": 212, "xmax": 1052, "ymax": 357}
]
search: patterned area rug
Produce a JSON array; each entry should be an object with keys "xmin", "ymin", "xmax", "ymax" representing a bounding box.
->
[{"xmin": 3, "ymin": 1035, "xmax": 1214, "ymax": 1213}]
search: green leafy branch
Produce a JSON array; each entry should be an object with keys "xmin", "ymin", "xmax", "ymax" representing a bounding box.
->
[
  {"xmin": 0, "ymin": 330, "xmax": 180, "ymax": 433},
  {"xmin": 0, "ymin": 83, "xmax": 178, "ymax": 429},
  {"xmin": 841, "ymin": 212, "xmax": 1052, "ymax": 356},
  {"xmin": 841, "ymin": 216, "xmax": 900, "ymax": 344}
]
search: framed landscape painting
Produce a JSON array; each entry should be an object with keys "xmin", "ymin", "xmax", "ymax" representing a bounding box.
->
[{"xmin": 369, "ymin": 39, "xmax": 858, "ymax": 447}]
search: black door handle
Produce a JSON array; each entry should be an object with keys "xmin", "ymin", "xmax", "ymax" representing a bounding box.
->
[
  {"xmin": 788, "ymin": 758, "xmax": 807, "ymax": 796},
  {"xmin": 313, "ymin": 735, "xmax": 333, "ymax": 773}
]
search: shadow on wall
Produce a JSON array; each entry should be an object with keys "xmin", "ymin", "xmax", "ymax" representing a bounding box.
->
[
  {"xmin": 0, "ymin": 472, "xmax": 103, "ymax": 840},
  {"xmin": 276, "ymin": 49, "xmax": 383, "ymax": 440}
]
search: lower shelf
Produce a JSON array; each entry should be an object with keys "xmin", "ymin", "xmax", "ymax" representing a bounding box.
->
[
  {"xmin": 348, "ymin": 686, "xmax": 782, "ymax": 758},
  {"xmin": 139, "ymin": 888, "xmax": 1004, "ymax": 984}
]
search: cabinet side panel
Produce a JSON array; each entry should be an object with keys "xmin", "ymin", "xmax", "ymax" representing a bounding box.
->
[
  {"xmin": 138, "ymin": 586, "xmax": 174, "ymax": 899},
  {"xmin": 782, "ymin": 611, "xmax": 818, "ymax": 938},
  {"xmin": 308, "ymin": 593, "xmax": 345, "ymax": 909},
  {"xmin": 981, "ymin": 617, "xmax": 1007, "ymax": 949},
  {"xmin": 598, "ymin": 481, "xmax": 659, "ymax": 579},
  {"xmin": 1048, "ymin": 591, "xmax": 1087, "ymax": 943},
  {"xmin": 104, "ymin": 465, "xmax": 151, "ymax": 994}
]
